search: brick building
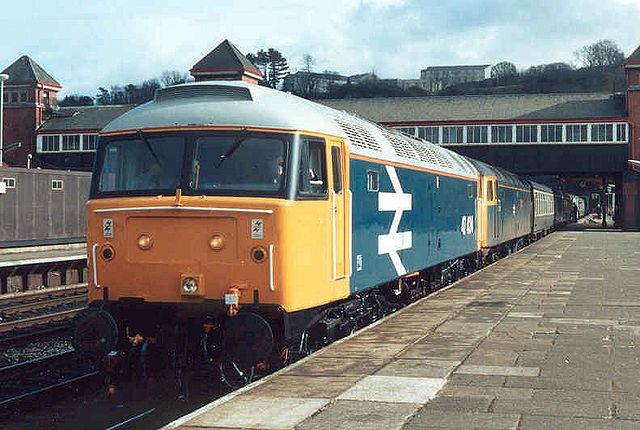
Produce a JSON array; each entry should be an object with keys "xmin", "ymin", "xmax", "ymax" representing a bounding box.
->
[{"xmin": 1, "ymin": 56, "xmax": 61, "ymax": 167}]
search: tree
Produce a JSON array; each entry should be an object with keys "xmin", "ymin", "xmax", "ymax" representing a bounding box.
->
[
  {"xmin": 59, "ymin": 94, "xmax": 94, "ymax": 107},
  {"xmin": 95, "ymin": 87, "xmax": 111, "ymax": 105},
  {"xmin": 491, "ymin": 61, "xmax": 517, "ymax": 79},
  {"xmin": 247, "ymin": 48, "xmax": 289, "ymax": 88},
  {"xmin": 575, "ymin": 39, "xmax": 625, "ymax": 70},
  {"xmin": 267, "ymin": 49, "xmax": 288, "ymax": 88},
  {"xmin": 160, "ymin": 70, "xmax": 189, "ymax": 87}
]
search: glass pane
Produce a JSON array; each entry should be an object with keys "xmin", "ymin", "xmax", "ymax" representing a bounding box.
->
[
  {"xmin": 192, "ymin": 136, "xmax": 285, "ymax": 193},
  {"xmin": 331, "ymin": 146, "xmax": 342, "ymax": 193},
  {"xmin": 98, "ymin": 136, "xmax": 185, "ymax": 192}
]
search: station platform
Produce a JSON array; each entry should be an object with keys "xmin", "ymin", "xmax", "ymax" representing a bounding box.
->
[
  {"xmin": 0, "ymin": 243, "xmax": 86, "ymax": 268},
  {"xmin": 166, "ymin": 229, "xmax": 640, "ymax": 429}
]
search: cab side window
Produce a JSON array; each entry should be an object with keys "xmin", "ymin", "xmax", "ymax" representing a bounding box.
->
[
  {"xmin": 331, "ymin": 146, "xmax": 343, "ymax": 193},
  {"xmin": 298, "ymin": 139, "xmax": 327, "ymax": 198},
  {"xmin": 486, "ymin": 180, "xmax": 495, "ymax": 201}
]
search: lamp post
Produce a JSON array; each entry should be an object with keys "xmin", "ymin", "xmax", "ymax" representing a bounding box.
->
[{"xmin": 0, "ymin": 73, "xmax": 9, "ymax": 168}]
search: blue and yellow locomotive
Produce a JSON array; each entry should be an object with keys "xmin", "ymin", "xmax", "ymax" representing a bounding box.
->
[{"xmin": 73, "ymin": 81, "xmax": 572, "ymax": 381}]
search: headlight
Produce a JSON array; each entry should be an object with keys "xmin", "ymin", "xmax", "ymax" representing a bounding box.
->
[
  {"xmin": 182, "ymin": 277, "xmax": 198, "ymax": 294},
  {"xmin": 209, "ymin": 234, "xmax": 225, "ymax": 251},
  {"xmin": 137, "ymin": 233, "xmax": 153, "ymax": 250}
]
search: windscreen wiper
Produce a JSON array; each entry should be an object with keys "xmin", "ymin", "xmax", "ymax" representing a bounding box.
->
[
  {"xmin": 216, "ymin": 131, "xmax": 249, "ymax": 168},
  {"xmin": 136, "ymin": 129, "xmax": 161, "ymax": 165}
]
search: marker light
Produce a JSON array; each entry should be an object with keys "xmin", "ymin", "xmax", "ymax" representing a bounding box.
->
[
  {"xmin": 101, "ymin": 245, "xmax": 115, "ymax": 261},
  {"xmin": 182, "ymin": 277, "xmax": 198, "ymax": 294},
  {"xmin": 137, "ymin": 234, "xmax": 153, "ymax": 250},
  {"xmin": 209, "ymin": 234, "xmax": 225, "ymax": 251},
  {"xmin": 251, "ymin": 246, "xmax": 266, "ymax": 263}
]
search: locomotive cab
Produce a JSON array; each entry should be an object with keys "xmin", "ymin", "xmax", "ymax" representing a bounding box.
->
[{"xmin": 76, "ymin": 126, "xmax": 351, "ymax": 370}]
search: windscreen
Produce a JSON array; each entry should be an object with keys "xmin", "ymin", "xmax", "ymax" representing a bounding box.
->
[
  {"xmin": 97, "ymin": 136, "xmax": 185, "ymax": 193},
  {"xmin": 190, "ymin": 136, "xmax": 286, "ymax": 193},
  {"xmin": 93, "ymin": 132, "xmax": 290, "ymax": 197}
]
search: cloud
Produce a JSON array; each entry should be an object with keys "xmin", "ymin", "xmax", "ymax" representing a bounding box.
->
[{"xmin": 1, "ymin": 0, "xmax": 639, "ymax": 95}]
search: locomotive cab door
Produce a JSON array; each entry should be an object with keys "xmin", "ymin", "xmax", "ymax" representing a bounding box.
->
[
  {"xmin": 329, "ymin": 140, "xmax": 349, "ymax": 280},
  {"xmin": 484, "ymin": 176, "xmax": 498, "ymax": 244}
]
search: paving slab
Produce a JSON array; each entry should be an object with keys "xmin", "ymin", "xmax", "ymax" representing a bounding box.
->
[
  {"xmin": 337, "ymin": 375, "xmax": 445, "ymax": 403},
  {"xmin": 167, "ymin": 230, "xmax": 640, "ymax": 430}
]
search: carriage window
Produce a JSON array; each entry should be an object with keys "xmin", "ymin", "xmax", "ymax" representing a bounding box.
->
[
  {"xmin": 367, "ymin": 170, "xmax": 379, "ymax": 192},
  {"xmin": 298, "ymin": 139, "xmax": 326, "ymax": 198},
  {"xmin": 331, "ymin": 146, "xmax": 342, "ymax": 193},
  {"xmin": 467, "ymin": 183, "xmax": 474, "ymax": 199}
]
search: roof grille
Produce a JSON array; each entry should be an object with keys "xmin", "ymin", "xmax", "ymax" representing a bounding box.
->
[
  {"xmin": 333, "ymin": 118, "xmax": 381, "ymax": 152},
  {"xmin": 155, "ymin": 85, "xmax": 253, "ymax": 102},
  {"xmin": 407, "ymin": 139, "xmax": 441, "ymax": 166},
  {"xmin": 381, "ymin": 129, "xmax": 419, "ymax": 160}
]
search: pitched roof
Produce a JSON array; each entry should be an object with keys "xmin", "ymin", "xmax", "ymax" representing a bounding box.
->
[
  {"xmin": 191, "ymin": 39, "xmax": 262, "ymax": 77},
  {"xmin": 626, "ymin": 44, "xmax": 640, "ymax": 65},
  {"xmin": 38, "ymin": 105, "xmax": 135, "ymax": 132},
  {"xmin": 1, "ymin": 55, "xmax": 61, "ymax": 88},
  {"xmin": 318, "ymin": 93, "xmax": 625, "ymax": 124}
]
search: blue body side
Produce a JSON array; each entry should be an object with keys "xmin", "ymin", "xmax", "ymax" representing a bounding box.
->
[{"xmin": 349, "ymin": 158, "xmax": 478, "ymax": 293}]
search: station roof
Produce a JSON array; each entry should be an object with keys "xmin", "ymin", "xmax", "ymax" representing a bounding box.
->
[
  {"xmin": 318, "ymin": 93, "xmax": 626, "ymax": 124},
  {"xmin": 38, "ymin": 105, "xmax": 134, "ymax": 132},
  {"xmin": 1, "ymin": 55, "xmax": 61, "ymax": 88},
  {"xmin": 190, "ymin": 39, "xmax": 262, "ymax": 78}
]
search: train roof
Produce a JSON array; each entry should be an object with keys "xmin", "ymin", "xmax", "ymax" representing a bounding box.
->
[
  {"xmin": 466, "ymin": 158, "xmax": 529, "ymax": 190},
  {"xmin": 527, "ymin": 180, "xmax": 553, "ymax": 193},
  {"xmin": 102, "ymin": 81, "xmax": 478, "ymax": 180}
]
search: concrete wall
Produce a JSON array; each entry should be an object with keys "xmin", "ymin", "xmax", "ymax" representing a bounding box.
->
[{"xmin": 0, "ymin": 167, "xmax": 91, "ymax": 247}]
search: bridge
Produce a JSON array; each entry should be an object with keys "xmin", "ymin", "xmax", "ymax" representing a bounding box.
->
[{"xmin": 320, "ymin": 77, "xmax": 640, "ymax": 228}]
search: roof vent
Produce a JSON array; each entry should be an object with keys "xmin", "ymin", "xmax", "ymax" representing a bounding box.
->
[{"xmin": 155, "ymin": 85, "xmax": 253, "ymax": 102}]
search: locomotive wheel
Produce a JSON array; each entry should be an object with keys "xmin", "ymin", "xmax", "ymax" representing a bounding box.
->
[
  {"xmin": 218, "ymin": 361, "xmax": 256, "ymax": 389},
  {"xmin": 221, "ymin": 312, "xmax": 274, "ymax": 366},
  {"xmin": 72, "ymin": 308, "xmax": 118, "ymax": 358}
]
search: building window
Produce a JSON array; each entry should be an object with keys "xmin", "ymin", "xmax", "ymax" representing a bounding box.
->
[
  {"xmin": 566, "ymin": 124, "xmax": 588, "ymax": 142},
  {"xmin": 2, "ymin": 92, "xmax": 7, "ymax": 103},
  {"xmin": 418, "ymin": 126, "xmax": 440, "ymax": 144},
  {"xmin": 52, "ymin": 179, "xmax": 64, "ymax": 191},
  {"xmin": 466, "ymin": 126, "xmax": 488, "ymax": 143},
  {"xmin": 11, "ymin": 92, "xmax": 18, "ymax": 103},
  {"xmin": 83, "ymin": 134, "xmax": 98, "ymax": 151},
  {"xmin": 62, "ymin": 135, "xmax": 81, "ymax": 151},
  {"xmin": 540, "ymin": 124, "xmax": 562, "ymax": 142},
  {"xmin": 516, "ymin": 125, "xmax": 538, "ymax": 143},
  {"xmin": 19, "ymin": 92, "xmax": 27, "ymax": 102},
  {"xmin": 42, "ymin": 135, "xmax": 60, "ymax": 152},
  {"xmin": 491, "ymin": 126, "xmax": 512, "ymax": 143},
  {"xmin": 442, "ymin": 126, "xmax": 463, "ymax": 144},
  {"xmin": 398, "ymin": 127, "xmax": 416, "ymax": 137},
  {"xmin": 2, "ymin": 177, "xmax": 16, "ymax": 188},
  {"xmin": 617, "ymin": 123, "xmax": 627, "ymax": 142},
  {"xmin": 591, "ymin": 124, "xmax": 613, "ymax": 142}
]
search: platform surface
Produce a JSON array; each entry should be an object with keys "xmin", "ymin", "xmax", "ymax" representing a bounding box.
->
[
  {"xmin": 169, "ymin": 230, "xmax": 640, "ymax": 429},
  {"xmin": 0, "ymin": 244, "xmax": 86, "ymax": 268}
]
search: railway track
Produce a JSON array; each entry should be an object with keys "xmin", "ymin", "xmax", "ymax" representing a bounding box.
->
[
  {"xmin": 0, "ymin": 284, "xmax": 87, "ymax": 335},
  {"xmin": 0, "ymin": 350, "xmax": 99, "ymax": 407}
]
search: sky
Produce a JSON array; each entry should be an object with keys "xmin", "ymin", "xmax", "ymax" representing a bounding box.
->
[{"xmin": 1, "ymin": 0, "xmax": 640, "ymax": 97}]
